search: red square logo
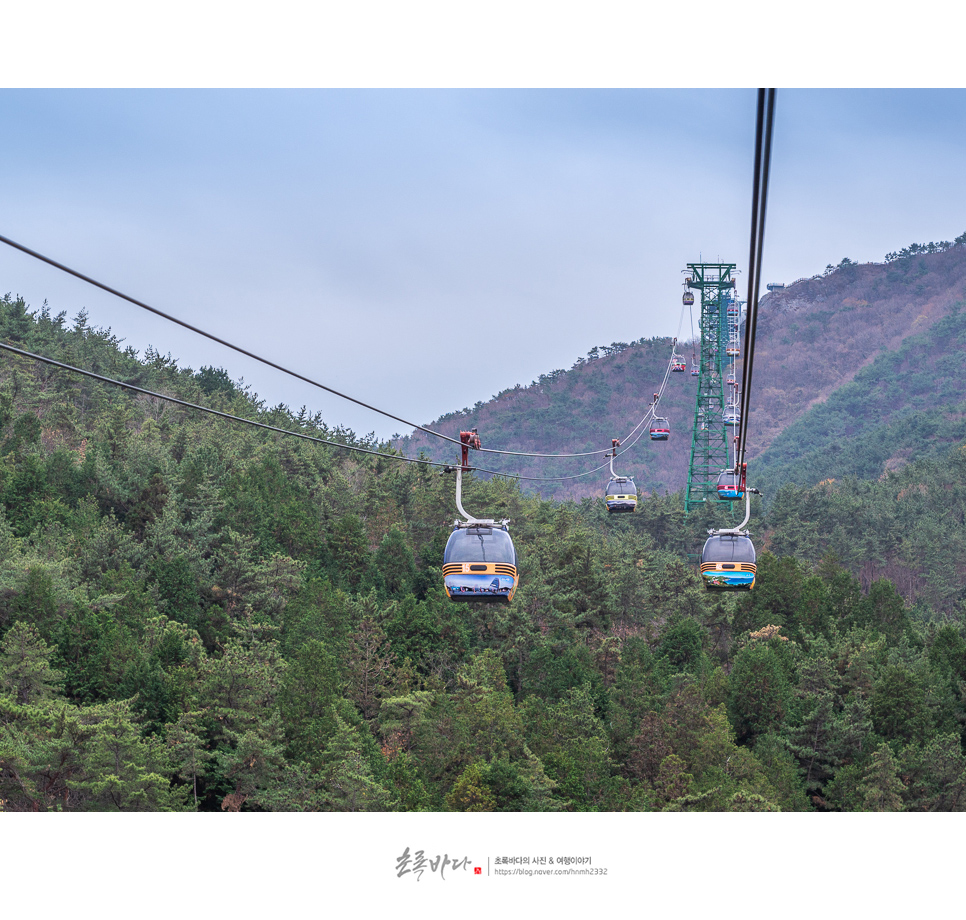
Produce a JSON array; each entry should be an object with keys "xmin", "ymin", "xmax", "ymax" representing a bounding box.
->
[{"xmin": 474, "ymin": 867, "xmax": 482, "ymax": 875}]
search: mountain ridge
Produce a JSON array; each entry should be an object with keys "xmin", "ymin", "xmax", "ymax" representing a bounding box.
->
[{"xmin": 396, "ymin": 243, "xmax": 966, "ymax": 500}]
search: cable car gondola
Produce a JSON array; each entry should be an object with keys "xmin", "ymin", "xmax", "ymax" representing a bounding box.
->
[
  {"xmin": 691, "ymin": 355, "xmax": 699, "ymax": 376},
  {"xmin": 700, "ymin": 533, "xmax": 756, "ymax": 590},
  {"xmin": 701, "ymin": 475, "xmax": 760, "ymax": 590},
  {"xmin": 443, "ymin": 523, "xmax": 518, "ymax": 603},
  {"xmin": 442, "ymin": 429, "xmax": 518, "ymax": 603},
  {"xmin": 683, "ymin": 290, "xmax": 694, "ymax": 306},
  {"xmin": 716, "ymin": 468, "xmax": 744, "ymax": 501},
  {"xmin": 724, "ymin": 409, "xmax": 740, "ymax": 427},
  {"xmin": 605, "ymin": 477, "xmax": 637, "ymax": 513},
  {"xmin": 671, "ymin": 356, "xmax": 686, "ymax": 373},
  {"xmin": 650, "ymin": 417, "xmax": 670, "ymax": 440},
  {"xmin": 603, "ymin": 438, "xmax": 637, "ymax": 512}
]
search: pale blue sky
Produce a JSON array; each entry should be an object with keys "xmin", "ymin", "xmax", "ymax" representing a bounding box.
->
[{"xmin": 2, "ymin": 89, "xmax": 965, "ymax": 439}]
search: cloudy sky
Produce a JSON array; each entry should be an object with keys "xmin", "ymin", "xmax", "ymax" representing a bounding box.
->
[{"xmin": 2, "ymin": 87, "xmax": 964, "ymax": 440}]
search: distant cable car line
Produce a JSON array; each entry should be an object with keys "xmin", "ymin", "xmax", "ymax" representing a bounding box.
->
[
  {"xmin": 0, "ymin": 339, "xmax": 623, "ymax": 483},
  {"xmin": 425, "ymin": 338, "xmax": 682, "ymax": 461},
  {"xmin": 0, "ymin": 232, "xmax": 683, "ymax": 465}
]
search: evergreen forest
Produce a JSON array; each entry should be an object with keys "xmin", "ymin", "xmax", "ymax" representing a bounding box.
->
[{"xmin": 2, "ymin": 272, "xmax": 966, "ymax": 813}]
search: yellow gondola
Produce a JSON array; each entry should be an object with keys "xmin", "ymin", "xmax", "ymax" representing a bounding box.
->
[
  {"xmin": 443, "ymin": 523, "xmax": 518, "ymax": 603},
  {"xmin": 442, "ymin": 429, "xmax": 518, "ymax": 603},
  {"xmin": 605, "ymin": 477, "xmax": 637, "ymax": 513},
  {"xmin": 604, "ymin": 438, "xmax": 637, "ymax": 513}
]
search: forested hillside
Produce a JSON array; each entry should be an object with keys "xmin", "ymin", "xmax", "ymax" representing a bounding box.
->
[
  {"xmin": 398, "ymin": 241, "xmax": 966, "ymax": 500},
  {"xmin": 3, "ymin": 287, "xmax": 966, "ymax": 813},
  {"xmin": 398, "ymin": 336, "xmax": 700, "ymax": 500},
  {"xmin": 753, "ymin": 304, "xmax": 966, "ymax": 495},
  {"xmin": 397, "ymin": 336, "xmax": 698, "ymax": 500}
]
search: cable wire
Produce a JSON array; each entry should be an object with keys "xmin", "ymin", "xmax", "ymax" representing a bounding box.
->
[
  {"xmin": 0, "ymin": 232, "xmax": 681, "ymax": 465},
  {"xmin": 736, "ymin": 88, "xmax": 776, "ymax": 470},
  {"xmin": 479, "ymin": 339, "xmax": 679, "ymax": 480},
  {"xmin": 0, "ymin": 339, "xmax": 620, "ymax": 483},
  {"xmin": 0, "ymin": 232, "xmax": 465, "ymax": 449},
  {"xmin": 675, "ymin": 299, "xmax": 688, "ymax": 344}
]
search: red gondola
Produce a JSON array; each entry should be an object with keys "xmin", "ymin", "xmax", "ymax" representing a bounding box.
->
[{"xmin": 716, "ymin": 463, "xmax": 746, "ymax": 501}]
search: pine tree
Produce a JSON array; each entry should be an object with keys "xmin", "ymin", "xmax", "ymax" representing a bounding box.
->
[
  {"xmin": 372, "ymin": 526, "xmax": 417, "ymax": 599},
  {"xmin": 727, "ymin": 640, "xmax": 792, "ymax": 744},
  {"xmin": 71, "ymin": 699, "xmax": 186, "ymax": 811},
  {"xmin": 317, "ymin": 712, "xmax": 392, "ymax": 812},
  {"xmin": 166, "ymin": 710, "xmax": 213, "ymax": 810},
  {"xmin": 446, "ymin": 761, "xmax": 496, "ymax": 812},
  {"xmin": 345, "ymin": 614, "xmax": 397, "ymax": 721},
  {"xmin": 861, "ymin": 744, "xmax": 905, "ymax": 812},
  {"xmin": 0, "ymin": 621, "xmax": 64, "ymax": 704}
]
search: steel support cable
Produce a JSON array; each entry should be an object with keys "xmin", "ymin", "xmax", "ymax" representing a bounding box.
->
[
  {"xmin": 615, "ymin": 348, "xmax": 674, "ymax": 447},
  {"xmin": 508, "ymin": 457, "xmax": 615, "ymax": 482},
  {"xmin": 476, "ymin": 444, "xmax": 610, "ymax": 459},
  {"xmin": 620, "ymin": 404, "xmax": 657, "ymax": 446},
  {"xmin": 584, "ymin": 344, "xmax": 675, "ymax": 463},
  {"xmin": 675, "ymin": 299, "xmax": 688, "ymax": 344},
  {"xmin": 0, "ymin": 233, "xmax": 466, "ymax": 447},
  {"xmin": 0, "ymin": 233, "xmax": 679, "ymax": 465},
  {"xmin": 480, "ymin": 393, "xmax": 655, "ymax": 459},
  {"xmin": 736, "ymin": 88, "xmax": 776, "ymax": 471},
  {"xmin": 616, "ymin": 405, "xmax": 658, "ymax": 453},
  {"xmin": 743, "ymin": 90, "xmax": 775, "ymax": 436},
  {"xmin": 0, "ymin": 340, "xmax": 620, "ymax": 484},
  {"xmin": 421, "ymin": 368, "xmax": 668, "ymax": 462},
  {"xmin": 548, "ymin": 374, "xmax": 668, "ymax": 481},
  {"xmin": 586, "ymin": 347, "xmax": 674, "ymax": 480},
  {"xmin": 605, "ymin": 357, "xmax": 675, "ymax": 467},
  {"xmin": 739, "ymin": 90, "xmax": 775, "ymax": 461},
  {"xmin": 737, "ymin": 91, "xmax": 765, "ymax": 456},
  {"xmin": 0, "ymin": 340, "xmax": 454, "ymax": 466}
]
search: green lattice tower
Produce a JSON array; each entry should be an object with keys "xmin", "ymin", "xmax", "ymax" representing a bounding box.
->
[{"xmin": 685, "ymin": 262, "xmax": 736, "ymax": 513}]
